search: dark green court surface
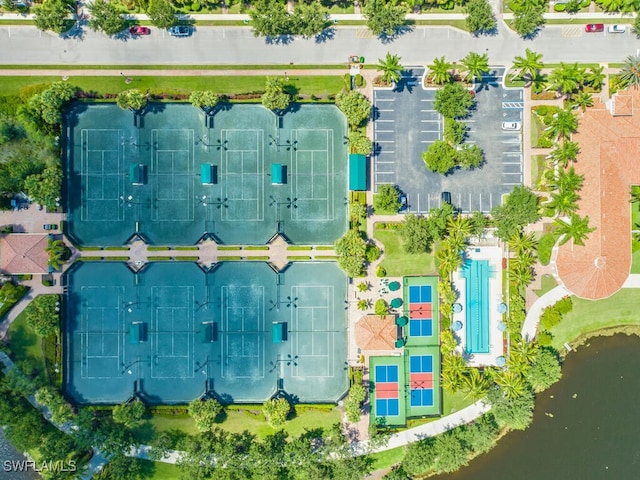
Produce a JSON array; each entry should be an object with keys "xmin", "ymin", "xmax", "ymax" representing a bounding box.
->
[
  {"xmin": 65, "ymin": 103, "xmax": 348, "ymax": 246},
  {"xmin": 64, "ymin": 261, "xmax": 348, "ymax": 404}
]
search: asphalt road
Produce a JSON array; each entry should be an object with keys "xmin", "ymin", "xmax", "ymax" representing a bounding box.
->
[{"xmin": 1, "ymin": 22, "xmax": 639, "ymax": 66}]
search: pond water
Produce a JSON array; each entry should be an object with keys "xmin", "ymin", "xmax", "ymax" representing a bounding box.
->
[
  {"xmin": 437, "ymin": 334, "xmax": 640, "ymax": 479},
  {"xmin": 0, "ymin": 429, "xmax": 39, "ymax": 480}
]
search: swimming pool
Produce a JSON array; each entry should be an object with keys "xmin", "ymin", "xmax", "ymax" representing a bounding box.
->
[{"xmin": 461, "ymin": 259, "xmax": 490, "ymax": 354}]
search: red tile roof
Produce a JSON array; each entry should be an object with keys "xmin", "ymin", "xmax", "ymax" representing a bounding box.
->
[
  {"xmin": 555, "ymin": 91, "xmax": 640, "ymax": 299},
  {"xmin": 0, "ymin": 234, "xmax": 50, "ymax": 274},
  {"xmin": 355, "ymin": 315, "xmax": 397, "ymax": 351}
]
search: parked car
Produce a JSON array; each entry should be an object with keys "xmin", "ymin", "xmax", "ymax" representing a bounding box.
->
[
  {"xmin": 129, "ymin": 26, "xmax": 150, "ymax": 35},
  {"xmin": 585, "ymin": 23, "xmax": 604, "ymax": 33},
  {"xmin": 608, "ymin": 24, "xmax": 626, "ymax": 33},
  {"xmin": 43, "ymin": 224, "xmax": 58, "ymax": 230},
  {"xmin": 441, "ymin": 191, "xmax": 452, "ymax": 205},
  {"xmin": 502, "ymin": 121, "xmax": 522, "ymax": 131},
  {"xmin": 168, "ymin": 25, "xmax": 191, "ymax": 37},
  {"xmin": 399, "ymin": 194, "xmax": 408, "ymax": 212}
]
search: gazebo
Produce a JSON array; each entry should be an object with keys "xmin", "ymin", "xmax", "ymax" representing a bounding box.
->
[{"xmin": 355, "ymin": 315, "xmax": 397, "ymax": 352}]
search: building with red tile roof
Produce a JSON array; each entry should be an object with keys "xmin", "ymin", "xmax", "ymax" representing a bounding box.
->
[
  {"xmin": 0, "ymin": 234, "xmax": 50, "ymax": 275},
  {"xmin": 555, "ymin": 90, "xmax": 640, "ymax": 300}
]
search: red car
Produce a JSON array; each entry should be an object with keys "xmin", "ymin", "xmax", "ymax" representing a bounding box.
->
[
  {"xmin": 585, "ymin": 23, "xmax": 604, "ymax": 32},
  {"xmin": 129, "ymin": 26, "xmax": 150, "ymax": 35}
]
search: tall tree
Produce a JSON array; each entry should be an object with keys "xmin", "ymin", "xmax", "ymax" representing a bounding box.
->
[
  {"xmin": 25, "ymin": 294, "xmax": 60, "ymax": 337},
  {"xmin": 547, "ymin": 62, "xmax": 585, "ymax": 98},
  {"xmin": 508, "ymin": 230, "xmax": 537, "ymax": 256},
  {"xmin": 585, "ymin": 65, "xmax": 606, "ymax": 91},
  {"xmin": 512, "ymin": 48, "xmax": 544, "ymax": 84},
  {"xmin": 335, "ymin": 89, "xmax": 371, "ymax": 128},
  {"xmin": 262, "ymin": 77, "xmax": 291, "ymax": 113},
  {"xmin": 433, "ymin": 82, "xmax": 474, "ymax": 119},
  {"xmin": 146, "ymin": 0, "xmax": 176, "ymax": 29},
  {"xmin": 464, "ymin": 0, "xmax": 496, "ymax": 35},
  {"xmin": 460, "ymin": 51, "xmax": 490, "ymax": 83},
  {"xmin": 487, "ymin": 386, "xmax": 535, "ymax": 430},
  {"xmin": 335, "ymin": 229, "xmax": 367, "ymax": 277},
  {"xmin": 250, "ymin": 0, "xmax": 291, "ymax": 36},
  {"xmin": 88, "ymin": 0, "xmax": 126, "ymax": 36},
  {"xmin": 555, "ymin": 213, "xmax": 595, "ymax": 246},
  {"xmin": 33, "ymin": 0, "xmax": 71, "ymax": 34},
  {"xmin": 462, "ymin": 368, "xmax": 490, "ymax": 400},
  {"xmin": 400, "ymin": 214, "xmax": 434, "ymax": 254},
  {"xmin": 116, "ymin": 89, "xmax": 147, "ymax": 112},
  {"xmin": 189, "ymin": 91, "xmax": 220, "ymax": 112},
  {"xmin": 112, "ymin": 400, "xmax": 146, "ymax": 429},
  {"xmin": 547, "ymin": 107, "xmax": 578, "ymax": 142},
  {"xmin": 373, "ymin": 183, "xmax": 401, "ymax": 213},
  {"xmin": 428, "ymin": 56, "xmax": 453, "ymax": 85},
  {"xmin": 292, "ymin": 1, "xmax": 328, "ymax": 38},
  {"xmin": 422, "ymin": 140, "xmax": 457, "ymax": 175},
  {"xmin": 491, "ymin": 186, "xmax": 541, "ymax": 241},
  {"xmin": 619, "ymin": 54, "xmax": 640, "ymax": 90},
  {"xmin": 525, "ymin": 347, "xmax": 562, "ymax": 392},
  {"xmin": 24, "ymin": 163, "xmax": 63, "ymax": 211},
  {"xmin": 548, "ymin": 189, "xmax": 580, "ymax": 217},
  {"xmin": 513, "ymin": 5, "xmax": 546, "ymax": 38},
  {"xmin": 377, "ymin": 52, "xmax": 403, "ymax": 85},
  {"xmin": 363, "ymin": 0, "xmax": 406, "ymax": 37},
  {"xmin": 549, "ymin": 140, "xmax": 580, "ymax": 168}
]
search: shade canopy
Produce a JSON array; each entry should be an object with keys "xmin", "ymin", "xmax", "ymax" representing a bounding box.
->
[
  {"xmin": 496, "ymin": 356, "xmax": 506, "ymax": 367},
  {"xmin": 271, "ymin": 163, "xmax": 285, "ymax": 185},
  {"xmin": 395, "ymin": 316, "xmax": 408, "ymax": 327},
  {"xmin": 388, "ymin": 281, "xmax": 401, "ymax": 291},
  {"xmin": 390, "ymin": 298, "xmax": 403, "ymax": 309},
  {"xmin": 452, "ymin": 303, "xmax": 463, "ymax": 313},
  {"xmin": 348, "ymin": 154, "xmax": 367, "ymax": 191},
  {"xmin": 452, "ymin": 320, "xmax": 463, "ymax": 332},
  {"xmin": 497, "ymin": 321, "xmax": 507, "ymax": 332},
  {"xmin": 497, "ymin": 303, "xmax": 507, "ymax": 314}
]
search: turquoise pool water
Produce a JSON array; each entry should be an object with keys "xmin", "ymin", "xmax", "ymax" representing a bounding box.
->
[{"xmin": 461, "ymin": 259, "xmax": 490, "ymax": 354}]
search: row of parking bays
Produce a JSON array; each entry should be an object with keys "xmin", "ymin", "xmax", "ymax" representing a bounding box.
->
[{"xmin": 373, "ymin": 67, "xmax": 525, "ymax": 214}]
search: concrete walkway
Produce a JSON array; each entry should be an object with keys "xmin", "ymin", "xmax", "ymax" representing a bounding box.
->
[
  {"xmin": 521, "ymin": 285, "xmax": 572, "ymax": 341},
  {"xmin": 622, "ymin": 274, "xmax": 640, "ymax": 288}
]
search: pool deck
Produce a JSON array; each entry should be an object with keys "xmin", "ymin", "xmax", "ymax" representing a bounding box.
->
[{"xmin": 452, "ymin": 244, "xmax": 505, "ymax": 367}]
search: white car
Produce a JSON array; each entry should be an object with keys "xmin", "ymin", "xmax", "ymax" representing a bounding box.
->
[
  {"xmin": 502, "ymin": 122, "xmax": 522, "ymax": 131},
  {"xmin": 608, "ymin": 24, "xmax": 626, "ymax": 33}
]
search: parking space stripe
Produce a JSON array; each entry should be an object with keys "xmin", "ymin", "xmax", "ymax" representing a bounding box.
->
[
  {"xmin": 374, "ymin": 98, "xmax": 395, "ymax": 101},
  {"xmin": 376, "ymin": 140, "xmax": 395, "ymax": 143},
  {"xmin": 378, "ymin": 109, "xmax": 394, "ymax": 112},
  {"xmin": 377, "ymin": 119, "xmax": 395, "ymax": 122},
  {"xmin": 376, "ymin": 161, "xmax": 395, "ymax": 164},
  {"xmin": 376, "ymin": 130, "xmax": 394, "ymax": 133},
  {"xmin": 420, "ymin": 130, "xmax": 440, "ymax": 133}
]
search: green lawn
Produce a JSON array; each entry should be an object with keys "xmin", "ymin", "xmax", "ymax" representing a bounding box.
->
[
  {"xmin": 0, "ymin": 75, "xmax": 344, "ymax": 98},
  {"xmin": 550, "ymin": 289, "xmax": 640, "ymax": 350},
  {"xmin": 406, "ymin": 389, "xmax": 475, "ymax": 428},
  {"xmin": 534, "ymin": 274, "xmax": 558, "ymax": 297},
  {"xmin": 139, "ymin": 460, "xmax": 181, "ymax": 480},
  {"xmin": 632, "ymin": 249, "xmax": 640, "ymax": 274},
  {"xmin": 370, "ymin": 446, "xmax": 405, "ymax": 470},
  {"xmin": 5, "ymin": 309, "xmax": 47, "ymax": 383},
  {"xmin": 530, "ymin": 113, "xmax": 547, "ymax": 148},
  {"xmin": 373, "ymin": 228, "xmax": 436, "ymax": 277},
  {"xmin": 531, "ymin": 154, "xmax": 546, "ymax": 189},
  {"xmin": 137, "ymin": 407, "xmax": 341, "ymax": 443}
]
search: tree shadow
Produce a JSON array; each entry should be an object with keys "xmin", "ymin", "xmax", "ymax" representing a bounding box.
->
[
  {"xmin": 378, "ymin": 24, "xmax": 414, "ymax": 44},
  {"xmin": 315, "ymin": 26, "xmax": 336, "ymax": 43},
  {"xmin": 61, "ymin": 19, "xmax": 86, "ymax": 41},
  {"xmin": 265, "ymin": 34, "xmax": 295, "ymax": 45}
]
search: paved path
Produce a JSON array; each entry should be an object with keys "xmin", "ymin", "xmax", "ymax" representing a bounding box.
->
[
  {"xmin": 521, "ymin": 285, "xmax": 572, "ymax": 341},
  {"xmin": 622, "ymin": 274, "xmax": 640, "ymax": 288}
]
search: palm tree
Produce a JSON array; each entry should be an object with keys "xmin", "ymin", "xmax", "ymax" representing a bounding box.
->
[
  {"xmin": 547, "ymin": 108, "xmax": 578, "ymax": 142},
  {"xmin": 460, "ymin": 51, "xmax": 490, "ymax": 83},
  {"xmin": 428, "ymin": 56, "xmax": 453, "ymax": 85},
  {"xmin": 548, "ymin": 140, "xmax": 579, "ymax": 168},
  {"xmin": 511, "ymin": 338, "xmax": 539, "ymax": 367},
  {"xmin": 557, "ymin": 166, "xmax": 585, "ymax": 193},
  {"xmin": 556, "ymin": 214, "xmax": 595, "ymax": 246},
  {"xmin": 547, "ymin": 62, "xmax": 585, "ymax": 98},
  {"xmin": 530, "ymin": 72, "xmax": 548, "ymax": 94},
  {"xmin": 619, "ymin": 55, "xmax": 640, "ymax": 90},
  {"xmin": 377, "ymin": 52, "xmax": 403, "ymax": 85},
  {"xmin": 508, "ymin": 231, "xmax": 537, "ymax": 256},
  {"xmin": 357, "ymin": 299, "xmax": 368, "ymax": 311},
  {"xmin": 440, "ymin": 329, "xmax": 458, "ymax": 355},
  {"xmin": 462, "ymin": 368, "xmax": 490, "ymax": 400},
  {"xmin": 509, "ymin": 254, "xmax": 536, "ymax": 274},
  {"xmin": 512, "ymin": 48, "xmax": 544, "ymax": 85},
  {"xmin": 46, "ymin": 239, "xmax": 65, "ymax": 271},
  {"xmin": 447, "ymin": 216, "xmax": 472, "ymax": 240},
  {"xmin": 571, "ymin": 91, "xmax": 594, "ymax": 113},
  {"xmin": 509, "ymin": 262, "xmax": 534, "ymax": 287},
  {"xmin": 548, "ymin": 189, "xmax": 580, "ymax": 217},
  {"xmin": 585, "ymin": 65, "xmax": 605, "ymax": 91},
  {"xmin": 437, "ymin": 242, "xmax": 463, "ymax": 279},
  {"xmin": 441, "ymin": 353, "xmax": 467, "ymax": 393},
  {"xmin": 493, "ymin": 370, "xmax": 526, "ymax": 399}
]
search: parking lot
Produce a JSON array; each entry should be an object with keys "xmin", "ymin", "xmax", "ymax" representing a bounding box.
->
[{"xmin": 372, "ymin": 67, "xmax": 523, "ymax": 213}]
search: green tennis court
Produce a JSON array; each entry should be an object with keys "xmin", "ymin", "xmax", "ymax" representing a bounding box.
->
[
  {"xmin": 65, "ymin": 103, "xmax": 348, "ymax": 246},
  {"xmin": 64, "ymin": 261, "xmax": 348, "ymax": 404}
]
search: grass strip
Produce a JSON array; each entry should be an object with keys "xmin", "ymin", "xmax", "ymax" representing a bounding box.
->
[
  {"xmin": 315, "ymin": 245, "xmax": 335, "ymax": 250},
  {"xmin": 287, "ymin": 246, "xmax": 313, "ymax": 251},
  {"xmin": 0, "ymin": 64, "xmax": 350, "ymax": 70},
  {"xmin": 147, "ymin": 246, "xmax": 171, "ymax": 251},
  {"xmin": 104, "ymin": 246, "xmax": 130, "ymax": 250},
  {"xmin": 218, "ymin": 246, "xmax": 242, "ymax": 251},
  {"xmin": 0, "ymin": 75, "xmax": 343, "ymax": 97},
  {"xmin": 173, "ymin": 256, "xmax": 199, "ymax": 261},
  {"xmin": 76, "ymin": 246, "xmax": 102, "ymax": 251},
  {"xmin": 244, "ymin": 245, "xmax": 269, "ymax": 250},
  {"xmin": 147, "ymin": 256, "xmax": 172, "ymax": 261},
  {"xmin": 245, "ymin": 256, "xmax": 270, "ymax": 261},
  {"xmin": 287, "ymin": 256, "xmax": 312, "ymax": 260},
  {"xmin": 217, "ymin": 256, "xmax": 243, "ymax": 261},
  {"xmin": 174, "ymin": 246, "xmax": 199, "ymax": 250},
  {"xmin": 103, "ymin": 256, "xmax": 130, "ymax": 261},
  {"xmin": 77, "ymin": 256, "xmax": 103, "ymax": 261}
]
